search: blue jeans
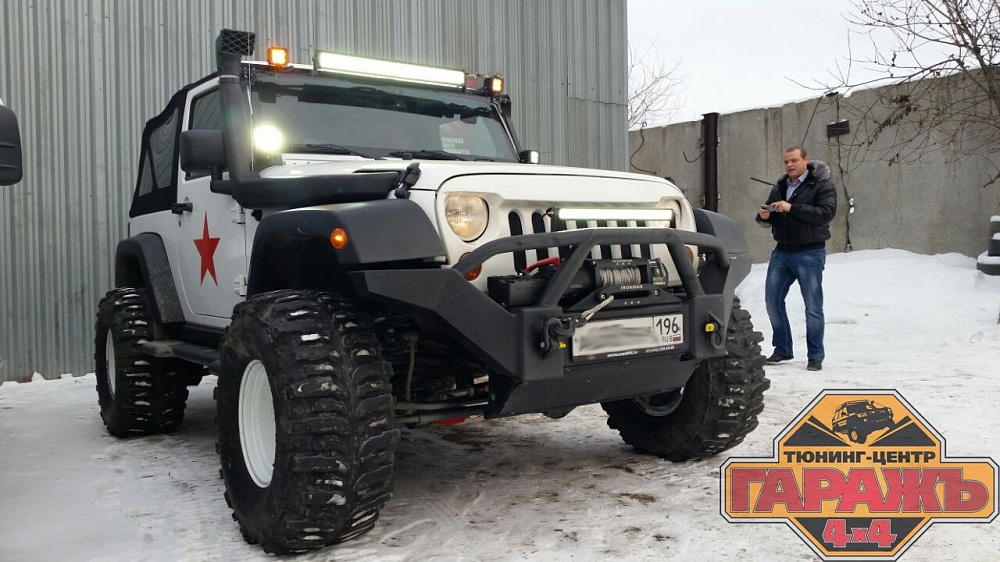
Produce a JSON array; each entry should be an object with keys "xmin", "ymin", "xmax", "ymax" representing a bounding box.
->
[{"xmin": 765, "ymin": 247, "xmax": 826, "ymax": 362}]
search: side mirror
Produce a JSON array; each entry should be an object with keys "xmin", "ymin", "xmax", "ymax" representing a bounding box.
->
[
  {"xmin": 180, "ymin": 129, "xmax": 227, "ymax": 180},
  {"xmin": 518, "ymin": 149, "xmax": 539, "ymax": 165},
  {"xmin": 0, "ymin": 103, "xmax": 23, "ymax": 186}
]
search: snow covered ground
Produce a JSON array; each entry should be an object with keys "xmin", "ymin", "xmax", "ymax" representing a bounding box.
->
[{"xmin": 1, "ymin": 249, "xmax": 998, "ymax": 562}]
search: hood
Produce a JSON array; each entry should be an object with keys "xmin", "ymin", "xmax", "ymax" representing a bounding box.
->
[{"xmin": 259, "ymin": 158, "xmax": 675, "ymax": 191}]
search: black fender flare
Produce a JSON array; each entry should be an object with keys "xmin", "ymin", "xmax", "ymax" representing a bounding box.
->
[
  {"xmin": 693, "ymin": 208, "xmax": 752, "ymax": 323},
  {"xmin": 247, "ymin": 199, "xmax": 446, "ymax": 295},
  {"xmin": 694, "ymin": 208, "xmax": 749, "ymax": 256},
  {"xmin": 115, "ymin": 234, "xmax": 184, "ymax": 323}
]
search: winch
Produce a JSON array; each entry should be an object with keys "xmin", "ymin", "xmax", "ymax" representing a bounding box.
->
[{"xmin": 487, "ymin": 257, "xmax": 671, "ymax": 309}]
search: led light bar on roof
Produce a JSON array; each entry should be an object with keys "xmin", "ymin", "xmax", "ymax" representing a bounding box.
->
[
  {"xmin": 314, "ymin": 51, "xmax": 466, "ymax": 88},
  {"xmin": 557, "ymin": 208, "xmax": 675, "ymax": 222}
]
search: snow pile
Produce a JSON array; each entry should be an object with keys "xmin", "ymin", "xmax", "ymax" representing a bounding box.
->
[{"xmin": 1, "ymin": 249, "xmax": 998, "ymax": 561}]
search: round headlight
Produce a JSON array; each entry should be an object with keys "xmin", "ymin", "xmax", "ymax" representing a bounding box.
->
[{"xmin": 445, "ymin": 193, "xmax": 489, "ymax": 241}]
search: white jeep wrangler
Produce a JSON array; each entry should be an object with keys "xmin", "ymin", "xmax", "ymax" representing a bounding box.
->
[{"xmin": 95, "ymin": 29, "xmax": 769, "ymax": 554}]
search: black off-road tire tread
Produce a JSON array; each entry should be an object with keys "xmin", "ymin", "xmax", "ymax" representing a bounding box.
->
[
  {"xmin": 94, "ymin": 287, "xmax": 190, "ymax": 437},
  {"xmin": 602, "ymin": 300, "xmax": 770, "ymax": 461},
  {"xmin": 977, "ymin": 259, "xmax": 1000, "ymax": 276},
  {"xmin": 217, "ymin": 290, "xmax": 399, "ymax": 554}
]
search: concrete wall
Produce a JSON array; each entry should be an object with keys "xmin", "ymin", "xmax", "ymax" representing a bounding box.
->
[{"xmin": 629, "ymin": 73, "xmax": 1000, "ymax": 264}]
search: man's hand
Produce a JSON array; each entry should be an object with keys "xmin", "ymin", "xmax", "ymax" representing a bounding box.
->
[
  {"xmin": 771, "ymin": 201, "xmax": 791, "ymax": 213},
  {"xmin": 758, "ymin": 204, "xmax": 771, "ymax": 219}
]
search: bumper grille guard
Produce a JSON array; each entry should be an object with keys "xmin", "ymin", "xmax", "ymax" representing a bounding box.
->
[
  {"xmin": 453, "ymin": 227, "xmax": 729, "ymax": 306},
  {"xmin": 353, "ymin": 227, "xmax": 733, "ymax": 382}
]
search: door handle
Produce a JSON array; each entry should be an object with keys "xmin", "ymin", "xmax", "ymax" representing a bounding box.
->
[{"xmin": 171, "ymin": 202, "xmax": 193, "ymax": 215}]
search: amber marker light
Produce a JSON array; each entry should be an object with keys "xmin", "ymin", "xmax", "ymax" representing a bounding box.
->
[
  {"xmin": 330, "ymin": 227, "xmax": 348, "ymax": 250},
  {"xmin": 488, "ymin": 76, "xmax": 504, "ymax": 94},
  {"xmin": 268, "ymin": 46, "xmax": 289, "ymax": 68},
  {"xmin": 460, "ymin": 253, "xmax": 482, "ymax": 281}
]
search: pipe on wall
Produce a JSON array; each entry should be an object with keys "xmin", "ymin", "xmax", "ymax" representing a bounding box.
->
[{"xmin": 702, "ymin": 112, "xmax": 719, "ymax": 211}]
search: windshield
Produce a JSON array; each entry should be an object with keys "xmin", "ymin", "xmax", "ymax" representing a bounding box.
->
[
  {"xmin": 247, "ymin": 68, "xmax": 518, "ymax": 163},
  {"xmin": 847, "ymin": 401, "xmax": 883, "ymax": 413}
]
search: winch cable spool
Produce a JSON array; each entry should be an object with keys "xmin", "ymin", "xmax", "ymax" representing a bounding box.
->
[
  {"xmin": 525, "ymin": 256, "xmax": 646, "ymax": 292},
  {"xmin": 598, "ymin": 265, "xmax": 643, "ymax": 288}
]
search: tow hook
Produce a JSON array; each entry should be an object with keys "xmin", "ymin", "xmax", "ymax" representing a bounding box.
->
[
  {"xmin": 539, "ymin": 294, "xmax": 615, "ymax": 358},
  {"xmin": 707, "ymin": 312, "xmax": 725, "ymax": 349},
  {"xmin": 540, "ymin": 317, "xmax": 574, "ymax": 358}
]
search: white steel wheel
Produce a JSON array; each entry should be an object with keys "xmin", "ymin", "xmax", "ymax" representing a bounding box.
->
[
  {"xmin": 95, "ymin": 287, "xmax": 190, "ymax": 437},
  {"xmin": 217, "ymin": 290, "xmax": 401, "ymax": 553},
  {"xmin": 105, "ymin": 328, "xmax": 117, "ymax": 397},
  {"xmin": 238, "ymin": 360, "xmax": 276, "ymax": 488}
]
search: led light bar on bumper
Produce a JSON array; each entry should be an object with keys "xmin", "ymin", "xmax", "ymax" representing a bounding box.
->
[
  {"xmin": 314, "ymin": 51, "xmax": 466, "ymax": 88},
  {"xmin": 556, "ymin": 208, "xmax": 675, "ymax": 223}
]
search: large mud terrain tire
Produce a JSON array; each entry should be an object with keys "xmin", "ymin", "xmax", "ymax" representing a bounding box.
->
[
  {"xmin": 602, "ymin": 300, "xmax": 769, "ymax": 461},
  {"xmin": 217, "ymin": 290, "xmax": 399, "ymax": 554},
  {"xmin": 95, "ymin": 287, "xmax": 191, "ymax": 437}
]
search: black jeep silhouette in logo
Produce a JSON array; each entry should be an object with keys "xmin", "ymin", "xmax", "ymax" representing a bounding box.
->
[{"xmin": 831, "ymin": 400, "xmax": 895, "ymax": 444}]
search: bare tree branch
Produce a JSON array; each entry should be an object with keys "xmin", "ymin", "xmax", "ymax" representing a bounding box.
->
[
  {"xmin": 828, "ymin": 0, "xmax": 1000, "ymax": 183},
  {"xmin": 628, "ymin": 41, "xmax": 685, "ymax": 130}
]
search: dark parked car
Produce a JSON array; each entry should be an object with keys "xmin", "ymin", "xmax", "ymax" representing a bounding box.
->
[{"xmin": 0, "ymin": 100, "xmax": 22, "ymax": 186}]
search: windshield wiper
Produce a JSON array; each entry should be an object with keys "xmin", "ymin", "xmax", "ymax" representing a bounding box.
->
[
  {"xmin": 287, "ymin": 143, "xmax": 379, "ymax": 159},
  {"xmin": 388, "ymin": 150, "xmax": 467, "ymax": 161}
]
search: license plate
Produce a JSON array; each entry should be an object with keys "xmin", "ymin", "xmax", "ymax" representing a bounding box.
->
[{"xmin": 572, "ymin": 314, "xmax": 683, "ymax": 359}]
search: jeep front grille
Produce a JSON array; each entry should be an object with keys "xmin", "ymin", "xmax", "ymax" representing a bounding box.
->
[{"xmin": 507, "ymin": 210, "xmax": 654, "ymax": 272}]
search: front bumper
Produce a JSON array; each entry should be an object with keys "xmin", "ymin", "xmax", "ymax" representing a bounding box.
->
[{"xmin": 351, "ymin": 226, "xmax": 749, "ymax": 417}]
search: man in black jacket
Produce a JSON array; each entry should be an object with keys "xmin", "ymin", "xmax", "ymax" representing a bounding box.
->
[{"xmin": 756, "ymin": 146, "xmax": 837, "ymax": 371}]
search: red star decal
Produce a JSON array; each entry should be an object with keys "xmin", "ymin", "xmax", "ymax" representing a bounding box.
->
[{"xmin": 193, "ymin": 213, "xmax": 221, "ymax": 285}]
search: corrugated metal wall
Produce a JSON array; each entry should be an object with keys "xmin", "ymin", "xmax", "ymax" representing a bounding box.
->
[{"xmin": 0, "ymin": 0, "xmax": 627, "ymax": 382}]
